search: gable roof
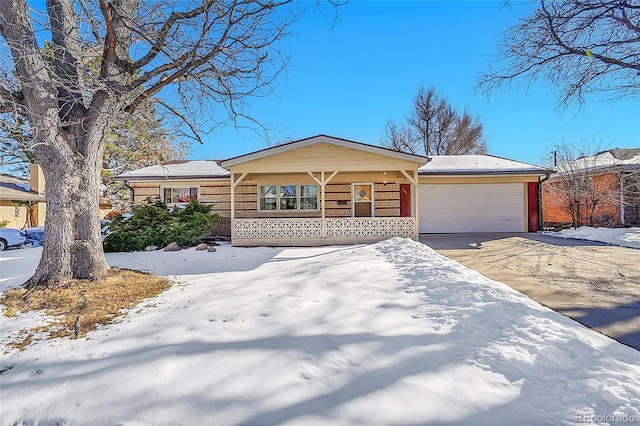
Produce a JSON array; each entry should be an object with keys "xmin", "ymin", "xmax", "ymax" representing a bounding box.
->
[
  {"xmin": 607, "ymin": 148, "xmax": 640, "ymax": 161},
  {"xmin": 0, "ymin": 173, "xmax": 45, "ymax": 201},
  {"xmin": 220, "ymin": 134, "xmax": 430, "ymax": 168},
  {"xmin": 419, "ymin": 154, "xmax": 552, "ymax": 175},
  {"xmin": 113, "ymin": 136, "xmax": 554, "ymax": 181},
  {"xmin": 113, "ymin": 160, "xmax": 230, "ymax": 181}
]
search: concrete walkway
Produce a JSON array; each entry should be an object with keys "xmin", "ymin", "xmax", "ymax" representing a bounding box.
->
[{"xmin": 420, "ymin": 233, "xmax": 640, "ymax": 351}]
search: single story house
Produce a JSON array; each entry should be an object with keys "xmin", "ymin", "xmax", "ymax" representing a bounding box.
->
[
  {"xmin": 543, "ymin": 148, "xmax": 640, "ymax": 228},
  {"xmin": 1, "ymin": 164, "xmax": 113, "ymax": 229},
  {"xmin": 0, "ymin": 165, "xmax": 47, "ymax": 229},
  {"xmin": 114, "ymin": 135, "xmax": 552, "ymax": 246}
]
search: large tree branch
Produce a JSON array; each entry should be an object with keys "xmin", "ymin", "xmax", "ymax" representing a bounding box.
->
[
  {"xmin": 0, "ymin": 0, "xmax": 62, "ymax": 157},
  {"xmin": 129, "ymin": 0, "xmax": 217, "ymax": 71},
  {"xmin": 46, "ymin": 0, "xmax": 86, "ymax": 122},
  {"xmin": 478, "ymin": 0, "xmax": 640, "ymax": 106},
  {"xmin": 541, "ymin": 0, "xmax": 640, "ymax": 71}
]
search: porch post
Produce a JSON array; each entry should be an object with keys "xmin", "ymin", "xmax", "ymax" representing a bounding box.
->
[
  {"xmin": 230, "ymin": 172, "xmax": 248, "ymax": 241},
  {"xmin": 321, "ymin": 171, "xmax": 326, "ymax": 238},
  {"xmin": 308, "ymin": 171, "xmax": 339, "ymax": 240},
  {"xmin": 230, "ymin": 172, "xmax": 235, "ymax": 240},
  {"xmin": 399, "ymin": 169, "xmax": 419, "ymax": 239}
]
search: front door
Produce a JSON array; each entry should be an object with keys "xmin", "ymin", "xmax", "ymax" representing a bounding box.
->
[{"xmin": 400, "ymin": 184, "xmax": 411, "ymax": 217}]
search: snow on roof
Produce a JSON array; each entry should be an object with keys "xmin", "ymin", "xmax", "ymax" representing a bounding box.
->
[
  {"xmin": 0, "ymin": 173, "xmax": 44, "ymax": 201},
  {"xmin": 419, "ymin": 154, "xmax": 550, "ymax": 175},
  {"xmin": 114, "ymin": 160, "xmax": 230, "ymax": 180},
  {"xmin": 558, "ymin": 149, "xmax": 640, "ymax": 174}
]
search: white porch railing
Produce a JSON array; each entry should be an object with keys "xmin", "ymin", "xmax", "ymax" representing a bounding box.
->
[
  {"xmin": 234, "ymin": 218, "xmax": 322, "ymax": 239},
  {"xmin": 233, "ymin": 217, "xmax": 415, "ymax": 241},
  {"xmin": 326, "ymin": 217, "xmax": 415, "ymax": 239}
]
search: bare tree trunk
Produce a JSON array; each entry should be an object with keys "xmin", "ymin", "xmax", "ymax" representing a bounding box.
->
[
  {"xmin": 27, "ymin": 130, "xmax": 109, "ymax": 288},
  {"xmin": 2, "ymin": 0, "xmax": 307, "ymax": 289}
]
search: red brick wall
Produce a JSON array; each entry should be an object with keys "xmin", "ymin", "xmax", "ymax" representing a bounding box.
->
[{"xmin": 542, "ymin": 173, "xmax": 621, "ymax": 227}]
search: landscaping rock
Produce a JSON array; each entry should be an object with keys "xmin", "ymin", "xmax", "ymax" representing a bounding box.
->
[
  {"xmin": 144, "ymin": 245, "xmax": 158, "ymax": 251},
  {"xmin": 207, "ymin": 246, "xmax": 217, "ymax": 252},
  {"xmin": 163, "ymin": 242, "xmax": 181, "ymax": 252},
  {"xmin": 195, "ymin": 243, "xmax": 208, "ymax": 251}
]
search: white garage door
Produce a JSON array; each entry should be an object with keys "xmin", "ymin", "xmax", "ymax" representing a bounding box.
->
[{"xmin": 418, "ymin": 183, "xmax": 525, "ymax": 233}]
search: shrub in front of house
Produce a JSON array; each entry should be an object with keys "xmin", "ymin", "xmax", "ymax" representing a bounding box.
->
[{"xmin": 103, "ymin": 198, "xmax": 218, "ymax": 252}]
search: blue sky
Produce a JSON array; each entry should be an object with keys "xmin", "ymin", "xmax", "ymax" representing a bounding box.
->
[{"xmin": 188, "ymin": 1, "xmax": 640, "ymax": 166}]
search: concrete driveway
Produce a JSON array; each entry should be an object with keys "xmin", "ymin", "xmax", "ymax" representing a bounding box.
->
[{"xmin": 420, "ymin": 233, "xmax": 640, "ymax": 351}]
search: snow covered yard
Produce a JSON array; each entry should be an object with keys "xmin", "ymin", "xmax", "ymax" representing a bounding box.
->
[
  {"xmin": 1, "ymin": 239, "xmax": 639, "ymax": 425},
  {"xmin": 543, "ymin": 226, "xmax": 640, "ymax": 249}
]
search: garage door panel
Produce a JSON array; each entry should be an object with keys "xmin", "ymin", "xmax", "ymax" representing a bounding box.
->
[{"xmin": 419, "ymin": 183, "xmax": 525, "ymax": 233}]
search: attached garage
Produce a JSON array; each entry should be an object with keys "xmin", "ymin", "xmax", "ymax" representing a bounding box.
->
[
  {"xmin": 418, "ymin": 183, "xmax": 525, "ymax": 233},
  {"xmin": 417, "ymin": 155, "xmax": 552, "ymax": 234}
]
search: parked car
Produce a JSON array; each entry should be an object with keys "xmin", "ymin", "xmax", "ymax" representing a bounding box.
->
[
  {"xmin": 24, "ymin": 221, "xmax": 113, "ymax": 245},
  {"xmin": 24, "ymin": 226, "xmax": 45, "ymax": 247},
  {"xmin": 0, "ymin": 228, "xmax": 27, "ymax": 251}
]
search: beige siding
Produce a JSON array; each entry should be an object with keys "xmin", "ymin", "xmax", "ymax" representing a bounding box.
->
[
  {"xmin": 129, "ymin": 179, "xmax": 231, "ymax": 218},
  {"xmin": 325, "ymin": 183, "xmax": 351, "ymax": 217},
  {"xmin": 231, "ymin": 143, "xmax": 422, "ymax": 173},
  {"xmin": 35, "ymin": 202, "xmax": 46, "ymax": 226},
  {"xmin": 0, "ymin": 202, "xmax": 28, "ymax": 229},
  {"xmin": 128, "ymin": 179, "xmax": 233, "ymax": 235},
  {"xmin": 130, "ymin": 183, "xmax": 161, "ymax": 202},
  {"xmin": 0, "ymin": 201, "xmax": 44, "ymax": 228},
  {"xmin": 375, "ymin": 183, "xmax": 400, "ymax": 217}
]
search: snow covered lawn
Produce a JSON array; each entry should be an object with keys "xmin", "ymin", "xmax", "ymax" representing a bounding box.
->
[
  {"xmin": 543, "ymin": 226, "xmax": 640, "ymax": 249},
  {"xmin": 1, "ymin": 239, "xmax": 639, "ymax": 425}
]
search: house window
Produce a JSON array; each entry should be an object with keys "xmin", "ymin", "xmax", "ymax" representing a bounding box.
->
[
  {"xmin": 280, "ymin": 185, "xmax": 298, "ymax": 210},
  {"xmin": 353, "ymin": 183, "xmax": 374, "ymax": 217},
  {"xmin": 258, "ymin": 184, "xmax": 318, "ymax": 211},
  {"xmin": 163, "ymin": 187, "xmax": 198, "ymax": 204},
  {"xmin": 259, "ymin": 185, "xmax": 278, "ymax": 210},
  {"xmin": 300, "ymin": 185, "xmax": 318, "ymax": 210}
]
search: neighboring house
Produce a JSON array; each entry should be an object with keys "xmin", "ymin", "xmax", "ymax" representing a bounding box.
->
[
  {"xmin": 114, "ymin": 135, "xmax": 552, "ymax": 246},
  {"xmin": 543, "ymin": 148, "xmax": 640, "ymax": 228},
  {"xmin": 0, "ymin": 165, "xmax": 46, "ymax": 229},
  {"xmin": 0, "ymin": 164, "xmax": 113, "ymax": 229}
]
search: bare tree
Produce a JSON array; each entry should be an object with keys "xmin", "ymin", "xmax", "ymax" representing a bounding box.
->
[
  {"xmin": 622, "ymin": 170, "xmax": 640, "ymax": 225},
  {"xmin": 383, "ymin": 86, "xmax": 487, "ymax": 156},
  {"xmin": 478, "ymin": 0, "xmax": 640, "ymax": 106},
  {"xmin": 544, "ymin": 143, "xmax": 640, "ymax": 228},
  {"xmin": 102, "ymin": 102, "xmax": 189, "ymax": 209},
  {"xmin": 0, "ymin": 0, "xmax": 329, "ymax": 288},
  {"xmin": 382, "ymin": 121, "xmax": 415, "ymax": 154},
  {"xmin": 544, "ymin": 142, "xmax": 608, "ymax": 228}
]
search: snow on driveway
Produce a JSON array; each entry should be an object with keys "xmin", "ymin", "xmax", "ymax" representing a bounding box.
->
[{"xmin": 1, "ymin": 239, "xmax": 639, "ymax": 425}]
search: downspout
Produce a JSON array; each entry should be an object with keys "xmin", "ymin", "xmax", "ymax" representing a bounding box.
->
[
  {"xmin": 620, "ymin": 173, "xmax": 625, "ymax": 226},
  {"xmin": 538, "ymin": 173, "xmax": 552, "ymax": 231},
  {"xmin": 123, "ymin": 180, "xmax": 135, "ymax": 212}
]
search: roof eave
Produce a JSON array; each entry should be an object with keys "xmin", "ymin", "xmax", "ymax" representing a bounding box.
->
[
  {"xmin": 419, "ymin": 170, "xmax": 553, "ymax": 176},
  {"xmin": 112, "ymin": 174, "xmax": 231, "ymax": 182}
]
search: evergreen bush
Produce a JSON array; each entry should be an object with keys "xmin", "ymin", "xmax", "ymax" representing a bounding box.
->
[{"xmin": 103, "ymin": 198, "xmax": 218, "ymax": 252}]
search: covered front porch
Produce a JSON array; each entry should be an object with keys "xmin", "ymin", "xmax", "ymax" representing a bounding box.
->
[{"xmin": 220, "ymin": 135, "xmax": 428, "ymax": 246}]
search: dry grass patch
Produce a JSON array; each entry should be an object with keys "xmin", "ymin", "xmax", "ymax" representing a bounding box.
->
[{"xmin": 1, "ymin": 269, "xmax": 171, "ymax": 351}]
